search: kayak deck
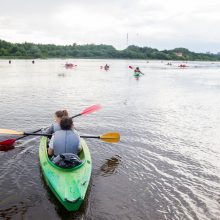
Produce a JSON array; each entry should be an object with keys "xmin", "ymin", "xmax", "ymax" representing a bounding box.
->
[{"xmin": 39, "ymin": 137, "xmax": 92, "ymax": 211}]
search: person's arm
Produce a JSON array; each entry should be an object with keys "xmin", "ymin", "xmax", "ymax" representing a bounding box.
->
[
  {"xmin": 48, "ymin": 148, "xmax": 54, "ymax": 156},
  {"xmin": 42, "ymin": 125, "xmax": 54, "ymax": 135},
  {"xmin": 78, "ymin": 139, "xmax": 82, "ymax": 152},
  {"xmin": 74, "ymin": 129, "xmax": 82, "ymax": 152},
  {"xmin": 48, "ymin": 135, "xmax": 54, "ymax": 156},
  {"xmin": 139, "ymin": 70, "xmax": 144, "ymax": 75}
]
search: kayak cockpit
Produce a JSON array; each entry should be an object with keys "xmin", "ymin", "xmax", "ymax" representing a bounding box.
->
[{"xmin": 44, "ymin": 137, "xmax": 86, "ymax": 171}]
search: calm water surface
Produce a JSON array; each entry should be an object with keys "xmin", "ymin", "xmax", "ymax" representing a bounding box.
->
[{"xmin": 0, "ymin": 59, "xmax": 220, "ymax": 220}]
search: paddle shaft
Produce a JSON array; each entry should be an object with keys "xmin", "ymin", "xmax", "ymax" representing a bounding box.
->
[
  {"xmin": 20, "ymin": 133, "xmax": 115, "ymax": 140},
  {"xmin": 81, "ymin": 135, "xmax": 100, "ymax": 139},
  {"xmin": 16, "ymin": 128, "xmax": 42, "ymax": 140},
  {"xmin": 0, "ymin": 131, "xmax": 119, "ymax": 146},
  {"xmin": 23, "ymin": 132, "xmax": 52, "ymax": 137},
  {"xmin": 72, "ymin": 114, "xmax": 81, "ymax": 118},
  {"xmin": 17, "ymin": 133, "xmax": 110, "ymax": 141}
]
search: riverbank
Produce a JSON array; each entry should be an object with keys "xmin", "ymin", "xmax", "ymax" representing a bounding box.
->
[{"xmin": 1, "ymin": 39, "xmax": 220, "ymax": 61}]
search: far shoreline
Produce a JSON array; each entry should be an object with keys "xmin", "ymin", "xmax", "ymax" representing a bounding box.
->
[
  {"xmin": 1, "ymin": 57, "xmax": 220, "ymax": 62},
  {"xmin": 1, "ymin": 39, "xmax": 220, "ymax": 62}
]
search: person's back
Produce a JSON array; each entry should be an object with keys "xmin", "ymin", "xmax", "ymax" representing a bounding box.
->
[
  {"xmin": 52, "ymin": 129, "xmax": 80, "ymax": 156},
  {"xmin": 48, "ymin": 116, "xmax": 80, "ymax": 157}
]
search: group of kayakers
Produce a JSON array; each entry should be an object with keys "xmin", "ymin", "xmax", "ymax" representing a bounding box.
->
[
  {"xmin": 64, "ymin": 63, "xmax": 110, "ymax": 70},
  {"xmin": 43, "ymin": 110, "xmax": 81, "ymax": 166},
  {"xmin": 7, "ymin": 60, "xmax": 146, "ymax": 77}
]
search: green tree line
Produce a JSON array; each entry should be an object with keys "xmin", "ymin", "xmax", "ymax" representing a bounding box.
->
[{"xmin": 0, "ymin": 39, "xmax": 220, "ymax": 61}]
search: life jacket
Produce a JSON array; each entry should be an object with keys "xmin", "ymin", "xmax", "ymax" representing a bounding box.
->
[
  {"xmin": 52, "ymin": 123, "xmax": 61, "ymax": 133},
  {"xmin": 53, "ymin": 130, "xmax": 80, "ymax": 156}
]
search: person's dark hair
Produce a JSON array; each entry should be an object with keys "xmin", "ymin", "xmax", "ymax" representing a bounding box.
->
[
  {"xmin": 60, "ymin": 116, "xmax": 73, "ymax": 130},
  {"xmin": 55, "ymin": 110, "xmax": 68, "ymax": 118}
]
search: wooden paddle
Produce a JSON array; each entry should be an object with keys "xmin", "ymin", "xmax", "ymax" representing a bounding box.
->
[
  {"xmin": 0, "ymin": 130, "xmax": 120, "ymax": 143},
  {"xmin": 0, "ymin": 104, "xmax": 101, "ymax": 146}
]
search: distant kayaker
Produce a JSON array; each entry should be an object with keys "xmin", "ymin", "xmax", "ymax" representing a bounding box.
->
[
  {"xmin": 9, "ymin": 60, "xmax": 11, "ymax": 64},
  {"xmin": 43, "ymin": 110, "xmax": 69, "ymax": 134},
  {"xmin": 32, "ymin": 60, "xmax": 35, "ymax": 64},
  {"xmin": 134, "ymin": 67, "xmax": 144, "ymax": 75},
  {"xmin": 104, "ymin": 64, "xmax": 109, "ymax": 70},
  {"xmin": 65, "ymin": 63, "xmax": 74, "ymax": 68},
  {"xmin": 48, "ymin": 116, "xmax": 81, "ymax": 157}
]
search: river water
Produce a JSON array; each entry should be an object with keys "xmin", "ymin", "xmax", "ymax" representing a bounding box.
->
[{"xmin": 0, "ymin": 59, "xmax": 220, "ymax": 220}]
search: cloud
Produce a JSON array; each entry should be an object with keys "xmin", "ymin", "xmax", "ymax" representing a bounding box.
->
[{"xmin": 0, "ymin": 0, "xmax": 219, "ymax": 52}]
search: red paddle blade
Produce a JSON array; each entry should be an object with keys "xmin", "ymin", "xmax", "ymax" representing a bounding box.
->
[
  {"xmin": 0, "ymin": 145, "xmax": 15, "ymax": 151},
  {"xmin": 0, "ymin": 139, "xmax": 16, "ymax": 146},
  {"xmin": 80, "ymin": 104, "xmax": 101, "ymax": 115},
  {"xmin": 129, "ymin": 66, "xmax": 133, "ymax": 69}
]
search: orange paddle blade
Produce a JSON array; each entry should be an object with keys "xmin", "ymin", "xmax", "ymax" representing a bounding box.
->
[{"xmin": 100, "ymin": 132, "xmax": 120, "ymax": 143}]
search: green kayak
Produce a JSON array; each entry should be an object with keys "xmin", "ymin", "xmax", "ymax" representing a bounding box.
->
[
  {"xmin": 134, "ymin": 73, "xmax": 140, "ymax": 77},
  {"xmin": 39, "ymin": 137, "xmax": 92, "ymax": 211}
]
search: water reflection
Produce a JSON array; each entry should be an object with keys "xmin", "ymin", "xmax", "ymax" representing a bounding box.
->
[
  {"xmin": 0, "ymin": 202, "xmax": 27, "ymax": 219},
  {"xmin": 100, "ymin": 155, "xmax": 121, "ymax": 177},
  {"xmin": 134, "ymin": 75, "xmax": 140, "ymax": 81}
]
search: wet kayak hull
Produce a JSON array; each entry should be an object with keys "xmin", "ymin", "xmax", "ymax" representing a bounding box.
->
[{"xmin": 39, "ymin": 137, "xmax": 92, "ymax": 211}]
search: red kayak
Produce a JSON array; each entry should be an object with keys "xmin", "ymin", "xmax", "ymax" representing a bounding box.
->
[
  {"xmin": 65, "ymin": 63, "xmax": 77, "ymax": 68},
  {"xmin": 179, "ymin": 64, "xmax": 188, "ymax": 68}
]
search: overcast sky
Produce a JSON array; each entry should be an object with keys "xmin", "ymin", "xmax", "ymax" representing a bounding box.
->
[{"xmin": 0, "ymin": 0, "xmax": 219, "ymax": 53}]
